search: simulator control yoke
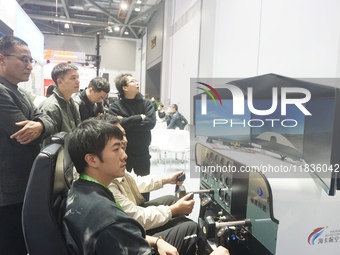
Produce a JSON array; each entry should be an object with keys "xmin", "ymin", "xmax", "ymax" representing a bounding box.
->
[{"xmin": 176, "ymin": 185, "xmax": 214, "ymax": 199}]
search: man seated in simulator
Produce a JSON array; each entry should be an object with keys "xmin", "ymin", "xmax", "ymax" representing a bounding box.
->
[
  {"xmin": 101, "ymin": 115, "xmax": 195, "ymax": 234},
  {"xmin": 62, "ymin": 119, "xmax": 229, "ymax": 255}
]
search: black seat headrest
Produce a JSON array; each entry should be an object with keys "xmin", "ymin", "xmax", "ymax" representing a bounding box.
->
[
  {"xmin": 51, "ymin": 132, "xmax": 74, "ymax": 187},
  {"xmin": 22, "ymin": 143, "xmax": 70, "ymax": 255}
]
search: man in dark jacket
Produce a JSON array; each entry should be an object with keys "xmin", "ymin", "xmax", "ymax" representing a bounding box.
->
[
  {"xmin": 166, "ymin": 104, "xmax": 188, "ymax": 130},
  {"xmin": 109, "ymin": 73, "xmax": 156, "ymax": 200},
  {"xmin": 73, "ymin": 76, "xmax": 110, "ymax": 121},
  {"xmin": 0, "ymin": 35, "xmax": 54, "ymax": 255}
]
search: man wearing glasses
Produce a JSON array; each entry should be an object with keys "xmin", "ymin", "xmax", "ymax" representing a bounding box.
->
[
  {"xmin": 109, "ymin": 73, "xmax": 156, "ymax": 201},
  {"xmin": 0, "ymin": 35, "xmax": 54, "ymax": 255}
]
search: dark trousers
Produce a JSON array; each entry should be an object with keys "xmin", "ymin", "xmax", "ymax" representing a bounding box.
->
[
  {"xmin": 143, "ymin": 195, "xmax": 177, "ymax": 207},
  {"xmin": 152, "ymin": 220, "xmax": 198, "ymax": 255},
  {"xmin": 126, "ymin": 155, "xmax": 151, "ymax": 201},
  {"xmin": 0, "ymin": 203, "xmax": 27, "ymax": 255}
]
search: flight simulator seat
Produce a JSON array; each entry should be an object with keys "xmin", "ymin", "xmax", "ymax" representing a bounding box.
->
[{"xmin": 22, "ymin": 132, "xmax": 73, "ymax": 255}]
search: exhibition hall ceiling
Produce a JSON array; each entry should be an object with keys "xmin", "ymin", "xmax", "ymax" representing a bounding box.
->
[{"xmin": 16, "ymin": 0, "xmax": 163, "ymax": 39}]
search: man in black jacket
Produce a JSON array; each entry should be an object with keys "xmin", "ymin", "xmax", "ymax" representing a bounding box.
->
[
  {"xmin": 0, "ymin": 35, "xmax": 53, "ymax": 255},
  {"xmin": 109, "ymin": 73, "xmax": 156, "ymax": 200},
  {"xmin": 73, "ymin": 76, "xmax": 110, "ymax": 121}
]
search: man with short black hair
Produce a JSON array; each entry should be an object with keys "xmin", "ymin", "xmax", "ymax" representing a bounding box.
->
[
  {"xmin": 97, "ymin": 115, "xmax": 195, "ymax": 234},
  {"xmin": 73, "ymin": 76, "xmax": 110, "ymax": 120},
  {"xmin": 39, "ymin": 63, "xmax": 81, "ymax": 145},
  {"xmin": 166, "ymin": 104, "xmax": 188, "ymax": 130}
]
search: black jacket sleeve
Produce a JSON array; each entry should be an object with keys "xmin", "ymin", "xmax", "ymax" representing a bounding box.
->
[
  {"xmin": 0, "ymin": 85, "xmax": 54, "ymax": 144},
  {"xmin": 109, "ymin": 100, "xmax": 156, "ymax": 131},
  {"xmin": 137, "ymin": 100, "xmax": 156, "ymax": 130}
]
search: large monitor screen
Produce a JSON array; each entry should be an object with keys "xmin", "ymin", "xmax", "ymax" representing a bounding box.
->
[{"xmin": 193, "ymin": 74, "xmax": 340, "ymax": 196}]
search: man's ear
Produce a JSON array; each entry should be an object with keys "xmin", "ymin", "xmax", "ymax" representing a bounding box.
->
[
  {"xmin": 56, "ymin": 77, "xmax": 63, "ymax": 87},
  {"xmin": 84, "ymin": 153, "xmax": 99, "ymax": 168},
  {"xmin": 87, "ymin": 87, "xmax": 94, "ymax": 93},
  {"xmin": 122, "ymin": 85, "xmax": 128, "ymax": 93}
]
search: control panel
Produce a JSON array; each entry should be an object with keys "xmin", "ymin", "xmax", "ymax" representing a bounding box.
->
[{"xmin": 195, "ymin": 143, "xmax": 278, "ymax": 255}]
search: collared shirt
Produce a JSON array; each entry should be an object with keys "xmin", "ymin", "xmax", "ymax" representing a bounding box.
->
[{"xmin": 108, "ymin": 171, "xmax": 172, "ymax": 230}]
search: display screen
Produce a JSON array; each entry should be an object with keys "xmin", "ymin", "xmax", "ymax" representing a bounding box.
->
[
  {"xmin": 250, "ymin": 100, "xmax": 305, "ymax": 160},
  {"xmin": 194, "ymin": 98, "xmax": 251, "ymax": 146}
]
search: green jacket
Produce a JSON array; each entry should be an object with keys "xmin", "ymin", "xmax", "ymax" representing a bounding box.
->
[{"xmin": 39, "ymin": 88, "xmax": 81, "ymax": 146}]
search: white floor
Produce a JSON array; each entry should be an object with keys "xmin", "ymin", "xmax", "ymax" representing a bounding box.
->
[{"xmin": 148, "ymin": 148, "xmax": 201, "ymax": 222}]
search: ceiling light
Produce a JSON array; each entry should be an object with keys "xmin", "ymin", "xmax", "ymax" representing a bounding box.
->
[
  {"xmin": 64, "ymin": 23, "xmax": 70, "ymax": 29},
  {"xmin": 114, "ymin": 26, "xmax": 120, "ymax": 31},
  {"xmin": 136, "ymin": 0, "xmax": 142, "ymax": 4},
  {"xmin": 134, "ymin": 7, "xmax": 140, "ymax": 12},
  {"xmin": 120, "ymin": 3, "xmax": 128, "ymax": 10},
  {"xmin": 124, "ymin": 31, "xmax": 129, "ymax": 35}
]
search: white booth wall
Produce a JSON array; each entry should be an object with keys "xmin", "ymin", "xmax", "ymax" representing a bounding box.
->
[
  {"xmin": 161, "ymin": 0, "xmax": 201, "ymax": 120},
  {"xmin": 161, "ymin": 0, "xmax": 340, "ymax": 124},
  {"xmin": 212, "ymin": 0, "xmax": 340, "ymax": 78}
]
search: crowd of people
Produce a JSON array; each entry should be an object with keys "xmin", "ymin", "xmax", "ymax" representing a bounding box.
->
[{"xmin": 0, "ymin": 35, "xmax": 229, "ymax": 255}]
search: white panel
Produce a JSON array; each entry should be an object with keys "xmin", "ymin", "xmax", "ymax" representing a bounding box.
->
[
  {"xmin": 211, "ymin": 0, "xmax": 340, "ymax": 78},
  {"xmin": 174, "ymin": 0, "xmax": 198, "ymax": 21},
  {"xmin": 170, "ymin": 14, "xmax": 200, "ymax": 123},
  {"xmin": 198, "ymin": 0, "xmax": 217, "ymax": 77},
  {"xmin": 0, "ymin": 0, "xmax": 16, "ymax": 31},
  {"xmin": 259, "ymin": 0, "xmax": 340, "ymax": 77},
  {"xmin": 15, "ymin": 6, "xmax": 44, "ymax": 64},
  {"xmin": 213, "ymin": 0, "xmax": 262, "ymax": 77},
  {"xmin": 161, "ymin": 0, "xmax": 174, "ymax": 105}
]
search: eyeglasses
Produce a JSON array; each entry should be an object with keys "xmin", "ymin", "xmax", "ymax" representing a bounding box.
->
[
  {"xmin": 127, "ymin": 80, "xmax": 139, "ymax": 85},
  {"xmin": 3, "ymin": 54, "xmax": 36, "ymax": 65}
]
